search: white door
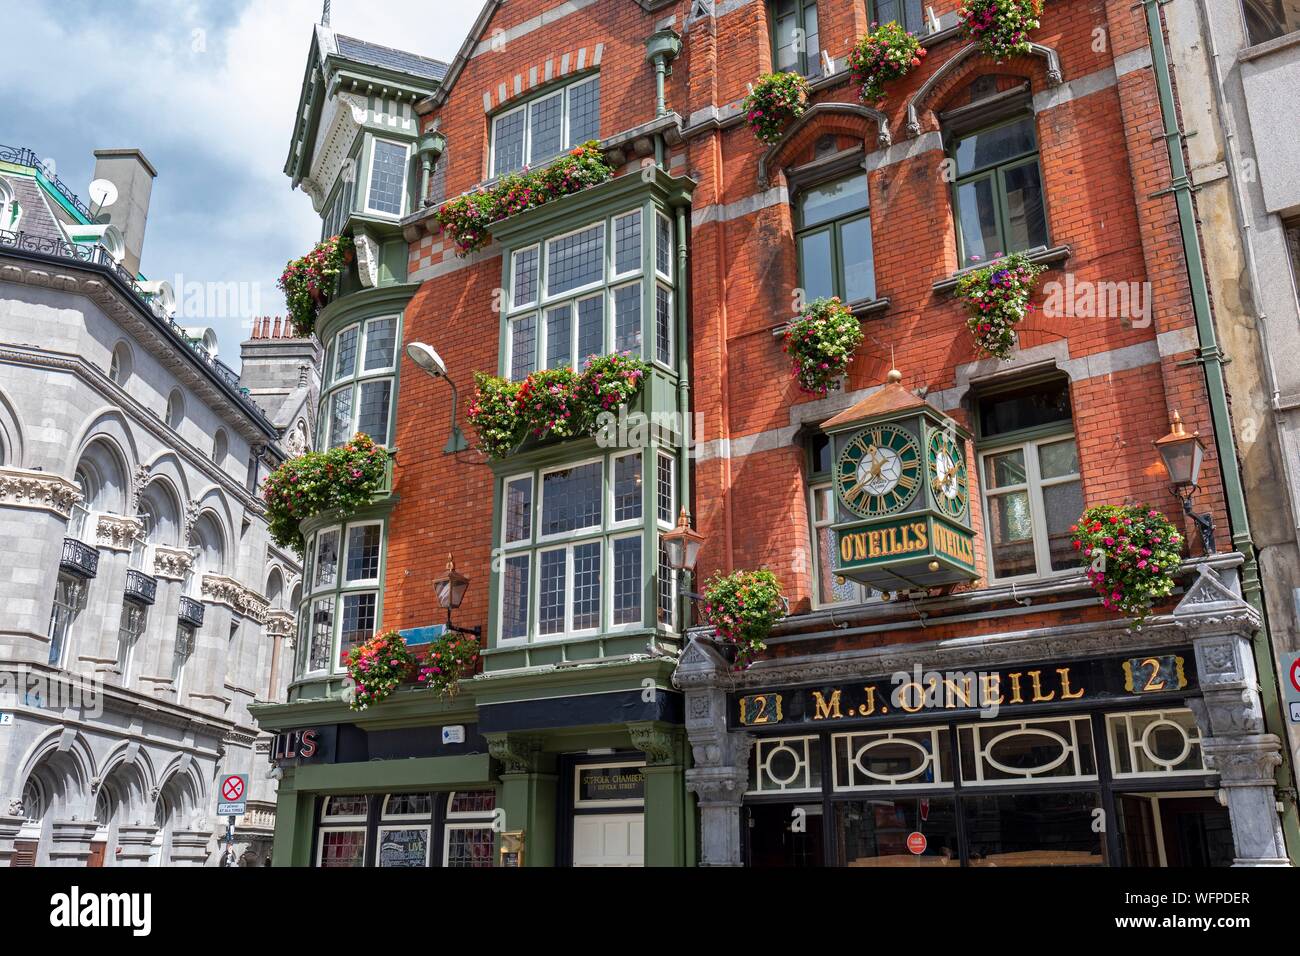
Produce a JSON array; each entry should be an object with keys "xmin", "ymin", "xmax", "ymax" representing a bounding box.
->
[{"xmin": 572, "ymin": 813, "xmax": 644, "ymax": 867}]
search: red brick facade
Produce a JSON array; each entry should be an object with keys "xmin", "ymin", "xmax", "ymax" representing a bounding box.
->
[{"xmin": 392, "ymin": 0, "xmax": 1228, "ymax": 654}]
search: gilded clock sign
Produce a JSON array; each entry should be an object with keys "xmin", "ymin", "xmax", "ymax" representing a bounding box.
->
[{"xmin": 821, "ymin": 369, "xmax": 978, "ymax": 592}]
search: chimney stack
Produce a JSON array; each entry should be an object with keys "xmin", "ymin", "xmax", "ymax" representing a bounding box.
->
[{"xmin": 91, "ymin": 148, "xmax": 157, "ymax": 276}]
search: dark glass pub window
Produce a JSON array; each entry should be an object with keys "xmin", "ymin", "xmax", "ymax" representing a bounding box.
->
[{"xmin": 976, "ymin": 376, "xmax": 1071, "ymax": 440}]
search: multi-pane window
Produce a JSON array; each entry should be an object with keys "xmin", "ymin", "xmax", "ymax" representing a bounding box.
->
[
  {"xmin": 949, "ymin": 114, "xmax": 1049, "ymax": 268},
  {"xmin": 872, "ymin": 0, "xmax": 926, "ymax": 32},
  {"xmin": 807, "ymin": 434, "xmax": 870, "ymax": 607},
  {"xmin": 976, "ymin": 377, "xmax": 1083, "ymax": 581},
  {"xmin": 318, "ymin": 796, "xmax": 368, "ymax": 867},
  {"xmin": 770, "ymin": 0, "xmax": 821, "ymax": 77},
  {"xmin": 796, "ymin": 173, "xmax": 876, "ymax": 305},
  {"xmin": 366, "ymin": 139, "xmax": 409, "ymax": 217},
  {"xmin": 301, "ymin": 520, "xmax": 386, "ymax": 675},
  {"xmin": 505, "ymin": 206, "xmax": 676, "ymax": 379},
  {"xmin": 321, "ymin": 153, "xmax": 358, "ymax": 240},
  {"xmin": 444, "ymin": 790, "xmax": 497, "ymax": 868},
  {"xmin": 490, "ymin": 75, "xmax": 601, "ymax": 179},
  {"xmin": 321, "ymin": 316, "xmax": 398, "ymax": 448},
  {"xmin": 498, "ymin": 451, "xmax": 672, "ymax": 642},
  {"xmin": 47, "ymin": 574, "xmax": 82, "ymax": 667},
  {"xmin": 1243, "ymin": 0, "xmax": 1300, "ymax": 46}
]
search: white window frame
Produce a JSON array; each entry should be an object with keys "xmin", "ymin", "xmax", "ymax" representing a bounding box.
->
[
  {"xmin": 537, "ymin": 455, "xmax": 605, "ymax": 544},
  {"xmin": 571, "ymin": 760, "xmax": 646, "ymax": 809},
  {"xmin": 504, "ymin": 311, "xmax": 539, "ymax": 382},
  {"xmin": 542, "ymin": 220, "xmax": 608, "ymax": 304},
  {"xmin": 312, "ymin": 528, "xmax": 342, "ymax": 593},
  {"xmin": 611, "ymin": 209, "xmax": 643, "ymax": 280},
  {"xmin": 978, "ymin": 432, "xmax": 1081, "ymax": 583},
  {"xmin": 334, "ymin": 590, "xmax": 380, "ymax": 676},
  {"xmin": 653, "ymin": 281, "xmax": 674, "ymax": 370},
  {"xmin": 608, "ymin": 450, "xmax": 644, "ymax": 530},
  {"xmin": 489, "ymin": 75, "xmax": 600, "ymax": 179},
  {"xmin": 322, "ymin": 317, "xmax": 399, "ymax": 448},
  {"xmin": 510, "ymin": 244, "xmax": 541, "ymax": 310},
  {"xmin": 363, "ymin": 138, "xmax": 411, "ymax": 218},
  {"xmin": 608, "ymin": 530, "xmax": 644, "ymax": 631},
  {"xmin": 341, "ymin": 520, "xmax": 384, "ymax": 588},
  {"xmin": 808, "ymin": 480, "xmax": 869, "ymax": 610},
  {"xmin": 303, "ymin": 595, "xmax": 336, "ymax": 679},
  {"xmin": 316, "ymin": 828, "xmax": 368, "ymax": 867},
  {"xmin": 534, "ymin": 539, "xmax": 603, "ymax": 640},
  {"xmin": 957, "ymin": 715, "xmax": 1097, "ymax": 787},
  {"xmin": 47, "ymin": 574, "xmax": 82, "ymax": 669},
  {"xmin": 1106, "ymin": 708, "xmax": 1208, "ymax": 779},
  {"xmin": 117, "ymin": 602, "xmax": 147, "ymax": 684},
  {"xmin": 171, "ymin": 622, "xmax": 195, "ymax": 697},
  {"xmin": 610, "ymin": 278, "xmax": 644, "ymax": 356},
  {"xmin": 381, "ymin": 793, "xmax": 434, "ymax": 819},
  {"xmin": 442, "ymin": 821, "xmax": 496, "ymax": 867},
  {"xmin": 322, "ymin": 795, "xmax": 369, "ymax": 822},
  {"xmin": 496, "ymin": 552, "xmax": 533, "ymax": 645},
  {"xmin": 656, "ymin": 452, "xmax": 676, "ymax": 530},
  {"xmin": 501, "ymin": 473, "xmax": 536, "ymax": 548},
  {"xmin": 375, "ymin": 824, "xmax": 431, "ymax": 867}
]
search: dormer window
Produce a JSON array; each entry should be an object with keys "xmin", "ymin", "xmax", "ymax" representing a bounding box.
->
[
  {"xmin": 490, "ymin": 75, "xmax": 601, "ymax": 180},
  {"xmin": 365, "ymin": 139, "xmax": 410, "ymax": 217}
]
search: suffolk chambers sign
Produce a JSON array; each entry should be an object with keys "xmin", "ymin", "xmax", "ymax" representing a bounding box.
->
[{"xmin": 730, "ymin": 651, "xmax": 1195, "ymax": 729}]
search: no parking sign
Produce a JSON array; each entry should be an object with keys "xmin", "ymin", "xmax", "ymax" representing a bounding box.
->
[
  {"xmin": 217, "ymin": 774, "xmax": 247, "ymax": 816},
  {"xmin": 1281, "ymin": 651, "xmax": 1300, "ymax": 724}
]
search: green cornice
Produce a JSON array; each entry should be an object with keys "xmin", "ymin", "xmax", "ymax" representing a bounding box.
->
[
  {"xmin": 314, "ymin": 280, "xmax": 419, "ymax": 345},
  {"xmin": 250, "ymin": 680, "xmax": 479, "ymax": 731},
  {"xmin": 327, "ymin": 61, "xmax": 437, "ymax": 102},
  {"xmin": 488, "ymin": 168, "xmax": 695, "ymax": 250},
  {"xmin": 470, "ymin": 656, "xmax": 679, "ymax": 705},
  {"xmin": 298, "ymin": 491, "xmax": 399, "ymax": 540}
]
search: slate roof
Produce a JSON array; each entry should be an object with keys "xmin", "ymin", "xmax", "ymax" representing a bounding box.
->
[
  {"xmin": 2, "ymin": 171, "xmax": 67, "ymax": 238},
  {"xmin": 335, "ymin": 34, "xmax": 448, "ymax": 82},
  {"xmin": 821, "ymin": 371, "xmax": 934, "ymax": 431}
]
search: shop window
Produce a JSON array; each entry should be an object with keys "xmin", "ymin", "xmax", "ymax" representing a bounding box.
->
[
  {"xmin": 749, "ymin": 735, "xmax": 823, "ymax": 794},
  {"xmin": 795, "ymin": 172, "xmax": 875, "ymax": 305},
  {"xmin": 504, "ymin": 205, "xmax": 675, "ymax": 380},
  {"xmin": 807, "ymin": 434, "xmax": 871, "ymax": 607},
  {"xmin": 833, "ymin": 797, "xmax": 961, "ymax": 867},
  {"xmin": 377, "ymin": 793, "xmax": 433, "ymax": 868},
  {"xmin": 769, "ymin": 0, "xmax": 821, "ymax": 78},
  {"xmin": 318, "ymin": 794, "xmax": 368, "ymax": 867},
  {"xmin": 1243, "ymin": 0, "xmax": 1300, "ymax": 46},
  {"xmin": 444, "ymin": 790, "xmax": 497, "ymax": 868},
  {"xmin": 490, "ymin": 74, "xmax": 600, "ymax": 179},
  {"xmin": 957, "ymin": 716, "xmax": 1097, "ymax": 785},
  {"xmin": 47, "ymin": 574, "xmax": 83, "ymax": 668},
  {"xmin": 871, "ymin": 0, "xmax": 926, "ymax": 33},
  {"xmin": 963, "ymin": 791, "xmax": 1105, "ymax": 866},
  {"xmin": 1107, "ymin": 709, "xmax": 1208, "ymax": 777},
  {"xmin": 976, "ymin": 376, "xmax": 1081, "ymax": 581},
  {"xmin": 832, "ymin": 727, "xmax": 952, "ymax": 792},
  {"xmin": 947, "ymin": 113, "xmax": 1048, "ymax": 268},
  {"xmin": 365, "ymin": 139, "xmax": 409, "ymax": 217},
  {"xmin": 321, "ymin": 316, "xmax": 398, "ymax": 449}
]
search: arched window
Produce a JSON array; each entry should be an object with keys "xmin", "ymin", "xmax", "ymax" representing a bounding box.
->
[
  {"xmin": 73, "ymin": 439, "xmax": 128, "ymax": 513},
  {"xmin": 1243, "ymin": 0, "xmax": 1300, "ymax": 46},
  {"xmin": 165, "ymin": 390, "xmax": 185, "ymax": 430},
  {"xmin": 212, "ymin": 429, "xmax": 228, "ymax": 466},
  {"xmin": 109, "ymin": 342, "xmax": 133, "ymax": 386}
]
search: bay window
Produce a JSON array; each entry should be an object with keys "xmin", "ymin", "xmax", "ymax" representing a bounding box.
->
[
  {"xmin": 796, "ymin": 173, "xmax": 876, "ymax": 305},
  {"xmin": 321, "ymin": 315, "xmax": 398, "ymax": 448},
  {"xmin": 490, "ymin": 74, "xmax": 601, "ymax": 179},
  {"xmin": 975, "ymin": 376, "xmax": 1082, "ymax": 581},
  {"xmin": 949, "ymin": 113, "xmax": 1049, "ymax": 268},
  {"xmin": 504, "ymin": 207, "xmax": 675, "ymax": 378},
  {"xmin": 300, "ymin": 519, "xmax": 385, "ymax": 676}
]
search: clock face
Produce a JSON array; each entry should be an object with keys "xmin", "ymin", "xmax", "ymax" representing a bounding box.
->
[
  {"xmin": 837, "ymin": 423, "xmax": 922, "ymax": 518},
  {"xmin": 928, "ymin": 429, "xmax": 969, "ymax": 520}
]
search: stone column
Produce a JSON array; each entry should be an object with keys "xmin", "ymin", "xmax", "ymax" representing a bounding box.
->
[
  {"xmin": 487, "ymin": 734, "xmax": 556, "ymax": 868},
  {"xmin": 47, "ymin": 819, "xmax": 98, "ymax": 866},
  {"xmin": 629, "ymin": 722, "xmax": 688, "ymax": 867},
  {"xmin": 674, "ymin": 636, "xmax": 752, "ymax": 867},
  {"xmin": 1176, "ymin": 565, "xmax": 1290, "ymax": 866},
  {"xmin": 114, "ymin": 824, "xmax": 159, "ymax": 866}
]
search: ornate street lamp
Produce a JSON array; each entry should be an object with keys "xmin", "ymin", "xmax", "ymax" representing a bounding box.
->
[
  {"xmin": 661, "ymin": 508, "xmax": 707, "ymax": 627},
  {"xmin": 434, "ymin": 554, "xmax": 481, "ymax": 637},
  {"xmin": 405, "ymin": 341, "xmax": 469, "ymax": 453},
  {"xmin": 1154, "ymin": 411, "xmax": 1214, "ymax": 552}
]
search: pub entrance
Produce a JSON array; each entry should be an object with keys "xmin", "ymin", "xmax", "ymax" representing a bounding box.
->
[
  {"xmin": 560, "ymin": 754, "xmax": 646, "ymax": 867},
  {"xmin": 1117, "ymin": 792, "xmax": 1234, "ymax": 867}
]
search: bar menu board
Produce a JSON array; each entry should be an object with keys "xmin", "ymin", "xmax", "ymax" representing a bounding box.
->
[{"xmin": 377, "ymin": 827, "xmax": 430, "ymax": 867}]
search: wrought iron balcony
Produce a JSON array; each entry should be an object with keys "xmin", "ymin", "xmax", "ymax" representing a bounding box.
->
[
  {"xmin": 124, "ymin": 568, "xmax": 157, "ymax": 606},
  {"xmin": 178, "ymin": 595, "xmax": 205, "ymax": 628},
  {"xmin": 60, "ymin": 537, "xmax": 99, "ymax": 579}
]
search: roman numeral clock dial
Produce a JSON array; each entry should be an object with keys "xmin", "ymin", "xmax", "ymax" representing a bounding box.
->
[
  {"xmin": 928, "ymin": 430, "xmax": 969, "ymax": 520},
  {"xmin": 836, "ymin": 424, "xmax": 922, "ymax": 517}
]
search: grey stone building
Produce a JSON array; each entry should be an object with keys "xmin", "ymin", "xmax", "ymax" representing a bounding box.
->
[
  {"xmin": 1162, "ymin": 1, "xmax": 1300, "ymax": 787},
  {"xmin": 0, "ymin": 144, "xmax": 306, "ymax": 866}
]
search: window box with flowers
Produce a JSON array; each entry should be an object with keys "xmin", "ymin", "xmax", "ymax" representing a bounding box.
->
[
  {"xmin": 262, "ymin": 433, "xmax": 389, "ymax": 554},
  {"xmin": 279, "ymin": 235, "xmax": 354, "ymax": 336},
  {"xmin": 702, "ymin": 569, "xmax": 788, "ymax": 671},
  {"xmin": 417, "ymin": 632, "xmax": 480, "ymax": 698},
  {"xmin": 783, "ymin": 296, "xmax": 865, "ymax": 396},
  {"xmin": 345, "ymin": 629, "xmax": 416, "ymax": 711},
  {"xmin": 847, "ymin": 21, "xmax": 927, "ymax": 105},
  {"xmin": 952, "ymin": 251, "xmax": 1046, "ymax": 360},
  {"xmin": 1072, "ymin": 505, "xmax": 1183, "ymax": 625},
  {"xmin": 744, "ymin": 71, "xmax": 811, "ymax": 145},
  {"xmin": 959, "ymin": 0, "xmax": 1044, "ymax": 61}
]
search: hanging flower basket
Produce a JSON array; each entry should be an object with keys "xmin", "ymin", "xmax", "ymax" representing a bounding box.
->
[
  {"xmin": 959, "ymin": 0, "xmax": 1043, "ymax": 61},
  {"xmin": 278, "ymin": 234, "xmax": 353, "ymax": 336},
  {"xmin": 783, "ymin": 297, "xmax": 864, "ymax": 396},
  {"xmin": 743, "ymin": 71, "xmax": 811, "ymax": 145},
  {"xmin": 1072, "ymin": 504, "xmax": 1183, "ymax": 624},
  {"xmin": 346, "ymin": 630, "xmax": 416, "ymax": 711},
  {"xmin": 701, "ymin": 569, "xmax": 787, "ymax": 671},
  {"xmin": 953, "ymin": 252, "xmax": 1045, "ymax": 360},
  {"xmin": 261, "ymin": 432, "xmax": 388, "ymax": 554},
  {"xmin": 847, "ymin": 21, "xmax": 927, "ymax": 104},
  {"xmin": 417, "ymin": 632, "xmax": 480, "ymax": 698},
  {"xmin": 467, "ymin": 352, "xmax": 650, "ymax": 458},
  {"xmin": 435, "ymin": 141, "xmax": 614, "ymax": 257}
]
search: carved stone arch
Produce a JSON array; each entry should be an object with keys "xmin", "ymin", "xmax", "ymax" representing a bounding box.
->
[
  {"xmin": 0, "ymin": 385, "xmax": 25, "ymax": 467},
  {"xmin": 13, "ymin": 727, "xmax": 97, "ymax": 819},
  {"xmin": 98, "ymin": 742, "xmax": 157, "ymax": 825},
  {"xmin": 143, "ymin": 450, "xmax": 193, "ymax": 506},
  {"xmin": 757, "ymin": 101, "xmax": 892, "ymax": 188},
  {"xmin": 904, "ymin": 41, "xmax": 1062, "ymax": 137}
]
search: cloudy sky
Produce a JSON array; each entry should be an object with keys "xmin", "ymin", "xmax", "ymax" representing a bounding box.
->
[{"xmin": 1, "ymin": 0, "xmax": 483, "ymax": 366}]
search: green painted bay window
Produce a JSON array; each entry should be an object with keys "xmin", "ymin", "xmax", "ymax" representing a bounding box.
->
[
  {"xmin": 770, "ymin": 0, "xmax": 821, "ymax": 78},
  {"xmin": 949, "ymin": 113, "xmax": 1049, "ymax": 268},
  {"xmin": 299, "ymin": 518, "xmax": 386, "ymax": 677},
  {"xmin": 503, "ymin": 204, "xmax": 675, "ymax": 379},
  {"xmin": 321, "ymin": 314, "xmax": 399, "ymax": 449},
  {"xmin": 796, "ymin": 172, "xmax": 876, "ymax": 305}
]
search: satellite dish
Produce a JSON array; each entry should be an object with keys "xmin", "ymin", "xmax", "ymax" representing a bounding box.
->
[{"xmin": 88, "ymin": 179, "xmax": 118, "ymax": 209}]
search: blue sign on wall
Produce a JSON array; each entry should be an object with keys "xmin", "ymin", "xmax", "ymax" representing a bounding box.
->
[{"xmin": 399, "ymin": 624, "xmax": 447, "ymax": 647}]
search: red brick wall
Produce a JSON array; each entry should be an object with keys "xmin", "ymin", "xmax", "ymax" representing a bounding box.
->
[{"xmin": 388, "ymin": 0, "xmax": 1228, "ymax": 646}]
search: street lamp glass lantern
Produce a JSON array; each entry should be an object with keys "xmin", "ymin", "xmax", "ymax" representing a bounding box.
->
[
  {"xmin": 434, "ymin": 554, "xmax": 470, "ymax": 611},
  {"xmin": 1154, "ymin": 412, "xmax": 1205, "ymax": 488},
  {"xmin": 662, "ymin": 508, "xmax": 706, "ymax": 572}
]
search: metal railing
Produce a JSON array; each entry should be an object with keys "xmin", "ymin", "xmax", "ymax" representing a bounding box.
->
[
  {"xmin": 178, "ymin": 595, "xmax": 205, "ymax": 628},
  {"xmin": 124, "ymin": 568, "xmax": 158, "ymax": 606},
  {"xmin": 0, "ymin": 226, "xmax": 274, "ymax": 430},
  {"xmin": 0, "ymin": 145, "xmax": 96, "ymax": 221},
  {"xmin": 60, "ymin": 537, "xmax": 99, "ymax": 579}
]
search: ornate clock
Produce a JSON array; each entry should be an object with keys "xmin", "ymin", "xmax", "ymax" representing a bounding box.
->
[
  {"xmin": 836, "ymin": 423, "xmax": 921, "ymax": 518},
  {"xmin": 927, "ymin": 429, "xmax": 969, "ymax": 521}
]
